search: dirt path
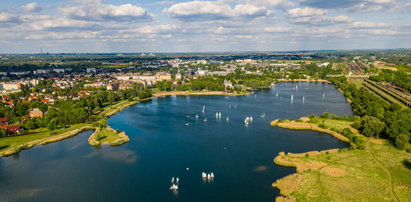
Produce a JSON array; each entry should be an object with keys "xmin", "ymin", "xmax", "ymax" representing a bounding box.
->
[{"xmin": 366, "ymin": 141, "xmax": 399, "ymax": 202}]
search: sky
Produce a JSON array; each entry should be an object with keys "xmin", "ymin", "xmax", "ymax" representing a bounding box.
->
[{"xmin": 0, "ymin": 0, "xmax": 410, "ymax": 53}]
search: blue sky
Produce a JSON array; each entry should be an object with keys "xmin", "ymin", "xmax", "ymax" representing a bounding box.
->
[{"xmin": 0, "ymin": 0, "xmax": 410, "ymax": 53}]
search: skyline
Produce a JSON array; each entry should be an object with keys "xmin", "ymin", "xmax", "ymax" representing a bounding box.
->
[{"xmin": 0, "ymin": 0, "xmax": 411, "ymax": 53}]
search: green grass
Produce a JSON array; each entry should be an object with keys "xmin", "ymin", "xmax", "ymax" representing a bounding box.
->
[
  {"xmin": 0, "ymin": 123, "xmax": 88, "ymax": 153},
  {"xmin": 273, "ymin": 141, "xmax": 411, "ymax": 201},
  {"xmin": 88, "ymin": 126, "xmax": 129, "ymax": 146}
]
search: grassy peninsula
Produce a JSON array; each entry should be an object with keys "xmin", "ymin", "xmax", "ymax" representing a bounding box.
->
[{"xmin": 271, "ymin": 116, "xmax": 411, "ymax": 201}]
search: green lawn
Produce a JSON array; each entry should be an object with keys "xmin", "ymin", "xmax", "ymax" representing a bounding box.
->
[
  {"xmin": 0, "ymin": 123, "xmax": 88, "ymax": 153},
  {"xmin": 274, "ymin": 141, "xmax": 411, "ymax": 201}
]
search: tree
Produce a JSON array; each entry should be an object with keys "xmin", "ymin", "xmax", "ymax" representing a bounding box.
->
[
  {"xmin": 360, "ymin": 116, "xmax": 386, "ymax": 137},
  {"xmin": 395, "ymin": 134, "xmax": 409, "ymax": 150}
]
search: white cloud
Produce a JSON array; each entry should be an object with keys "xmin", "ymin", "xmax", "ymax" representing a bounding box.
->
[
  {"xmin": 0, "ymin": 12, "xmax": 21, "ymax": 23},
  {"xmin": 242, "ymin": 0, "xmax": 295, "ymax": 8},
  {"xmin": 164, "ymin": 1, "xmax": 270, "ymax": 21},
  {"xmin": 31, "ymin": 18, "xmax": 102, "ymax": 31},
  {"xmin": 350, "ymin": 21, "xmax": 390, "ymax": 29},
  {"xmin": 286, "ymin": 7, "xmax": 352, "ymax": 25},
  {"xmin": 21, "ymin": 2, "xmax": 42, "ymax": 12},
  {"xmin": 286, "ymin": 7, "xmax": 327, "ymax": 18},
  {"xmin": 60, "ymin": 0, "xmax": 152, "ymax": 22},
  {"xmin": 263, "ymin": 26, "xmax": 292, "ymax": 32}
]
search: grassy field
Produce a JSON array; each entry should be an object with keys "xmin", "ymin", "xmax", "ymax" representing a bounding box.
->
[
  {"xmin": 273, "ymin": 141, "xmax": 411, "ymax": 201},
  {"xmin": 271, "ymin": 117, "xmax": 411, "ymax": 201},
  {"xmin": 270, "ymin": 117, "xmax": 353, "ymax": 142},
  {"xmin": 88, "ymin": 126, "xmax": 129, "ymax": 146}
]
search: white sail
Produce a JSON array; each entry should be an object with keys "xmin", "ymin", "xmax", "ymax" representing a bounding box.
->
[
  {"xmin": 302, "ymin": 96, "xmax": 305, "ymax": 103},
  {"xmin": 202, "ymin": 105, "xmax": 205, "ymax": 113},
  {"xmin": 207, "ymin": 174, "xmax": 211, "ymax": 179},
  {"xmin": 210, "ymin": 173, "xmax": 214, "ymax": 178},
  {"xmin": 291, "ymin": 94, "xmax": 294, "ymax": 103},
  {"xmin": 176, "ymin": 177, "xmax": 179, "ymax": 183},
  {"xmin": 171, "ymin": 177, "xmax": 174, "ymax": 183},
  {"xmin": 260, "ymin": 113, "xmax": 265, "ymax": 118},
  {"xmin": 202, "ymin": 172, "xmax": 206, "ymax": 178}
]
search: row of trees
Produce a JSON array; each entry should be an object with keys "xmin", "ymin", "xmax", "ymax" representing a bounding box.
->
[{"xmin": 331, "ymin": 77, "xmax": 411, "ymax": 150}]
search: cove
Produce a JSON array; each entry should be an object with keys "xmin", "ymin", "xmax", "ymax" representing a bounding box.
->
[{"xmin": 0, "ymin": 82, "xmax": 352, "ymax": 202}]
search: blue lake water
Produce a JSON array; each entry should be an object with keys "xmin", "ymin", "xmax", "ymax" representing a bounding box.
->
[{"xmin": 0, "ymin": 82, "xmax": 352, "ymax": 202}]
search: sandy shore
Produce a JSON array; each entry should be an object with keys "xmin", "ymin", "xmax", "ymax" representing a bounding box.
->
[{"xmin": 276, "ymin": 79, "xmax": 330, "ymax": 83}]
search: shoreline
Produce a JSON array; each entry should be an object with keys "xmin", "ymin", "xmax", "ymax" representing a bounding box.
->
[
  {"xmin": 270, "ymin": 119, "xmax": 350, "ymax": 142},
  {"xmin": 276, "ymin": 79, "xmax": 331, "ymax": 83},
  {"xmin": 0, "ymin": 91, "xmax": 246, "ymax": 157},
  {"xmin": 153, "ymin": 90, "xmax": 250, "ymax": 97}
]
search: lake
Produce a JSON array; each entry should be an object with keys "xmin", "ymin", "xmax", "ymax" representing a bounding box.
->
[{"xmin": 0, "ymin": 82, "xmax": 352, "ymax": 202}]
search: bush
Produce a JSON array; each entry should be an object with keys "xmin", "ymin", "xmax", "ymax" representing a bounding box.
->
[
  {"xmin": 295, "ymin": 119, "xmax": 303, "ymax": 122},
  {"xmin": 342, "ymin": 128, "xmax": 355, "ymax": 139},
  {"xmin": 320, "ymin": 112, "xmax": 331, "ymax": 119},
  {"xmin": 318, "ymin": 124, "xmax": 328, "ymax": 129},
  {"xmin": 395, "ymin": 134, "xmax": 410, "ymax": 150},
  {"xmin": 352, "ymin": 136, "xmax": 367, "ymax": 150},
  {"xmin": 305, "ymin": 153, "xmax": 309, "ymax": 157}
]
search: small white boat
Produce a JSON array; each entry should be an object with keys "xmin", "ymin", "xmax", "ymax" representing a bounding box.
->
[
  {"xmin": 210, "ymin": 173, "xmax": 214, "ymax": 178},
  {"xmin": 226, "ymin": 117, "xmax": 229, "ymax": 122},
  {"xmin": 202, "ymin": 105, "xmax": 205, "ymax": 113},
  {"xmin": 202, "ymin": 172, "xmax": 207, "ymax": 178},
  {"xmin": 171, "ymin": 177, "xmax": 174, "ymax": 183},
  {"xmin": 195, "ymin": 114, "xmax": 199, "ymax": 119},
  {"xmin": 215, "ymin": 112, "xmax": 219, "ymax": 118},
  {"xmin": 260, "ymin": 113, "xmax": 265, "ymax": 118},
  {"xmin": 185, "ymin": 123, "xmax": 189, "ymax": 126},
  {"xmin": 169, "ymin": 184, "xmax": 178, "ymax": 191},
  {"xmin": 207, "ymin": 174, "xmax": 211, "ymax": 179},
  {"xmin": 204, "ymin": 117, "xmax": 207, "ymax": 122},
  {"xmin": 186, "ymin": 168, "xmax": 190, "ymax": 171},
  {"xmin": 250, "ymin": 117, "xmax": 253, "ymax": 123},
  {"xmin": 176, "ymin": 177, "xmax": 180, "ymax": 183}
]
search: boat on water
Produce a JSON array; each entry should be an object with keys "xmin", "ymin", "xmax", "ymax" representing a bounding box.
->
[
  {"xmin": 204, "ymin": 117, "xmax": 207, "ymax": 122},
  {"xmin": 226, "ymin": 117, "xmax": 229, "ymax": 121},
  {"xmin": 202, "ymin": 172, "xmax": 207, "ymax": 178},
  {"xmin": 176, "ymin": 177, "xmax": 180, "ymax": 183},
  {"xmin": 210, "ymin": 173, "xmax": 214, "ymax": 178},
  {"xmin": 202, "ymin": 105, "xmax": 205, "ymax": 113},
  {"xmin": 171, "ymin": 177, "xmax": 174, "ymax": 183},
  {"xmin": 260, "ymin": 113, "xmax": 265, "ymax": 118},
  {"xmin": 169, "ymin": 184, "xmax": 178, "ymax": 191},
  {"xmin": 195, "ymin": 114, "xmax": 199, "ymax": 119}
]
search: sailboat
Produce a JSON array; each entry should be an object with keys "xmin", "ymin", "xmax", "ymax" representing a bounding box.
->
[
  {"xmin": 260, "ymin": 113, "xmax": 265, "ymax": 118},
  {"xmin": 322, "ymin": 93, "xmax": 325, "ymax": 99},
  {"xmin": 202, "ymin": 105, "xmax": 205, "ymax": 113},
  {"xmin": 202, "ymin": 172, "xmax": 207, "ymax": 178},
  {"xmin": 176, "ymin": 178, "xmax": 180, "ymax": 183},
  {"xmin": 226, "ymin": 117, "xmax": 229, "ymax": 122},
  {"xmin": 195, "ymin": 114, "xmax": 199, "ymax": 119},
  {"xmin": 171, "ymin": 177, "xmax": 175, "ymax": 183},
  {"xmin": 302, "ymin": 96, "xmax": 305, "ymax": 103},
  {"xmin": 276, "ymin": 91, "xmax": 279, "ymax": 97},
  {"xmin": 169, "ymin": 184, "xmax": 178, "ymax": 191},
  {"xmin": 291, "ymin": 94, "xmax": 294, "ymax": 103}
]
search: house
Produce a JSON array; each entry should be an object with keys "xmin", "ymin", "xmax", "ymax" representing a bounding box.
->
[
  {"xmin": 224, "ymin": 80, "xmax": 233, "ymax": 89},
  {"xmin": 0, "ymin": 117, "xmax": 9, "ymax": 124},
  {"xmin": 5, "ymin": 126, "xmax": 24, "ymax": 134},
  {"xmin": 29, "ymin": 108, "xmax": 44, "ymax": 118}
]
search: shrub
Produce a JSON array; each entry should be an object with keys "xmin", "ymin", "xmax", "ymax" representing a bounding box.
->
[
  {"xmin": 318, "ymin": 124, "xmax": 328, "ymax": 129},
  {"xmin": 352, "ymin": 136, "xmax": 367, "ymax": 150},
  {"xmin": 342, "ymin": 128, "xmax": 355, "ymax": 139},
  {"xmin": 395, "ymin": 134, "xmax": 410, "ymax": 150},
  {"xmin": 296, "ymin": 119, "xmax": 303, "ymax": 122},
  {"xmin": 320, "ymin": 112, "xmax": 331, "ymax": 119},
  {"xmin": 305, "ymin": 153, "xmax": 309, "ymax": 157}
]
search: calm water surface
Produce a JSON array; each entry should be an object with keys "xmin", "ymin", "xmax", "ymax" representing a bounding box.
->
[{"xmin": 0, "ymin": 82, "xmax": 352, "ymax": 202}]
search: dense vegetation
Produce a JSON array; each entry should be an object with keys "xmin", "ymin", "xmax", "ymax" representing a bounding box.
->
[{"xmin": 331, "ymin": 77, "xmax": 411, "ymax": 150}]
